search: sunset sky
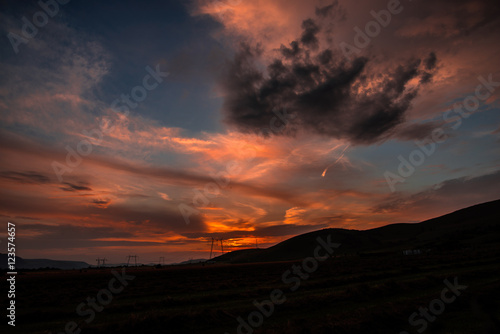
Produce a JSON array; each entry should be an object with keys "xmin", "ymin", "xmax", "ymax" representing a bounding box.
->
[{"xmin": 1, "ymin": 0, "xmax": 499, "ymax": 264}]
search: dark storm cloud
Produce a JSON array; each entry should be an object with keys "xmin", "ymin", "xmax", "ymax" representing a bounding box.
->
[
  {"xmin": 60, "ymin": 182, "xmax": 92, "ymax": 192},
  {"xmin": 300, "ymin": 19, "xmax": 320, "ymax": 49},
  {"xmin": 0, "ymin": 171, "xmax": 51, "ymax": 184},
  {"xmin": 221, "ymin": 13, "xmax": 437, "ymax": 144},
  {"xmin": 315, "ymin": 2, "xmax": 336, "ymax": 18},
  {"xmin": 91, "ymin": 198, "xmax": 110, "ymax": 206},
  {"xmin": 424, "ymin": 52, "xmax": 437, "ymax": 71},
  {"xmin": 280, "ymin": 41, "xmax": 301, "ymax": 59},
  {"xmin": 0, "ymin": 167, "xmax": 93, "ymax": 193},
  {"xmin": 315, "ymin": 1, "xmax": 346, "ymax": 21},
  {"xmin": 392, "ymin": 120, "xmax": 445, "ymax": 142}
]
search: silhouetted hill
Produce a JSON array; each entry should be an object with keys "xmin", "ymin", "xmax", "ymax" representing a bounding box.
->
[
  {"xmin": 0, "ymin": 254, "xmax": 89, "ymax": 270},
  {"xmin": 212, "ymin": 199, "xmax": 500, "ymax": 263}
]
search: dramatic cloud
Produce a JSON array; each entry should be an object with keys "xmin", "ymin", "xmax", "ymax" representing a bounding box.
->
[{"xmin": 220, "ymin": 12, "xmax": 437, "ymax": 144}]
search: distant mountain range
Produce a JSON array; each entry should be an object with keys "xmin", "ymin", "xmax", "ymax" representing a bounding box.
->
[
  {"xmin": 212, "ymin": 199, "xmax": 500, "ymax": 263},
  {"xmin": 0, "ymin": 256, "xmax": 211, "ymax": 271},
  {"xmin": 0, "ymin": 254, "xmax": 89, "ymax": 270}
]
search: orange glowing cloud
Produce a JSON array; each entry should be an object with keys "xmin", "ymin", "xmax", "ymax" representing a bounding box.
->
[{"xmin": 192, "ymin": 0, "xmax": 321, "ymax": 53}]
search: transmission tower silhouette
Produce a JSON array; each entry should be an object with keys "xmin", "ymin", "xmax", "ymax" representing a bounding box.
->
[
  {"xmin": 209, "ymin": 237, "xmax": 225, "ymax": 259},
  {"xmin": 96, "ymin": 257, "xmax": 107, "ymax": 267},
  {"xmin": 126, "ymin": 255, "xmax": 138, "ymax": 267}
]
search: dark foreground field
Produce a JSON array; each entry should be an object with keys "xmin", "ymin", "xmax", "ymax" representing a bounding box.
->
[{"xmin": 2, "ymin": 246, "xmax": 500, "ymax": 334}]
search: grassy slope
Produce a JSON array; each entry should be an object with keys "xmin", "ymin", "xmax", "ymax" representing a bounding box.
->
[{"xmin": 5, "ymin": 247, "xmax": 499, "ymax": 334}]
